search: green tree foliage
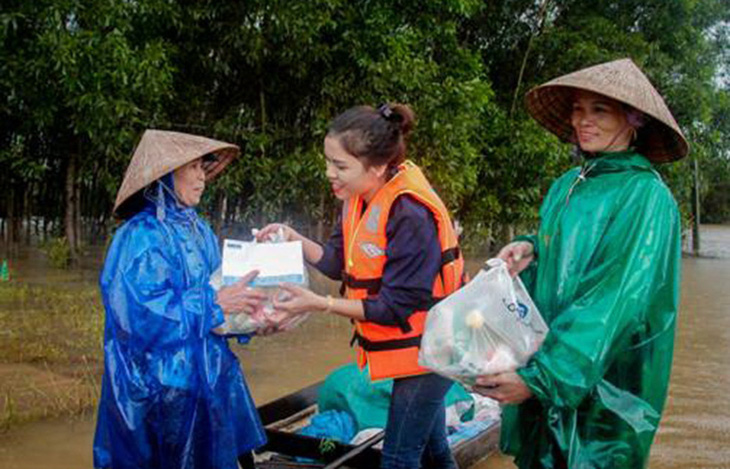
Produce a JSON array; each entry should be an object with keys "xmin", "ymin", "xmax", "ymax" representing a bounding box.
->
[
  {"xmin": 1, "ymin": 0, "xmax": 174, "ymax": 258},
  {"xmin": 1, "ymin": 0, "xmax": 728, "ymax": 257}
]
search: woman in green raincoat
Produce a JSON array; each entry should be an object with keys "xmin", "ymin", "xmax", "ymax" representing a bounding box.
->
[{"xmin": 474, "ymin": 58, "xmax": 688, "ymax": 468}]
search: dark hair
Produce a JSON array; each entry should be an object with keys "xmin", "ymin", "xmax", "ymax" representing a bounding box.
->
[
  {"xmin": 327, "ymin": 103, "xmax": 415, "ymax": 168},
  {"xmin": 202, "ymin": 152, "xmax": 218, "ymax": 163},
  {"xmin": 622, "ymin": 104, "xmax": 655, "ymax": 156}
]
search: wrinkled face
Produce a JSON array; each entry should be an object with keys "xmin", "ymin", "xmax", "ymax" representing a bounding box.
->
[
  {"xmin": 571, "ymin": 90, "xmax": 632, "ymax": 153},
  {"xmin": 173, "ymin": 158, "xmax": 206, "ymax": 207},
  {"xmin": 323, "ymin": 135, "xmax": 387, "ymax": 201}
]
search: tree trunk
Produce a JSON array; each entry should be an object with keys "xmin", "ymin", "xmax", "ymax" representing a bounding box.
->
[
  {"xmin": 12, "ymin": 192, "xmax": 21, "ymax": 249},
  {"xmin": 214, "ymin": 192, "xmax": 227, "ymax": 238},
  {"xmin": 499, "ymin": 223, "xmax": 515, "ymax": 248},
  {"xmin": 42, "ymin": 216, "xmax": 49, "ymax": 242},
  {"xmin": 0, "ymin": 218, "xmax": 5, "ymax": 255},
  {"xmin": 7, "ymin": 185, "xmax": 16, "ymax": 247},
  {"xmin": 226, "ymin": 196, "xmax": 236, "ymax": 225},
  {"xmin": 24, "ymin": 184, "xmax": 32, "ymax": 245},
  {"xmin": 691, "ymin": 157, "xmax": 701, "ymax": 255},
  {"xmin": 8, "ymin": 184, "xmax": 22, "ymax": 256},
  {"xmin": 33, "ymin": 185, "xmax": 41, "ymax": 239},
  {"xmin": 65, "ymin": 153, "xmax": 78, "ymax": 263},
  {"xmin": 75, "ymin": 173, "xmax": 82, "ymax": 251},
  {"xmin": 38, "ymin": 176, "xmax": 48, "ymax": 242},
  {"xmin": 3, "ymin": 187, "xmax": 12, "ymax": 250},
  {"xmin": 510, "ymin": 0, "xmax": 552, "ymax": 118}
]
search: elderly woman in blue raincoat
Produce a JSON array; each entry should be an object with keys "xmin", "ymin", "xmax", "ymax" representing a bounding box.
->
[
  {"xmin": 93, "ymin": 130, "xmax": 267, "ymax": 469},
  {"xmin": 475, "ymin": 59, "xmax": 687, "ymax": 468}
]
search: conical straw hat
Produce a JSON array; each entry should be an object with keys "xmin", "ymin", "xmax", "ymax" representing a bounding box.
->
[
  {"xmin": 113, "ymin": 129, "xmax": 239, "ymax": 217},
  {"xmin": 525, "ymin": 58, "xmax": 689, "ymax": 162}
]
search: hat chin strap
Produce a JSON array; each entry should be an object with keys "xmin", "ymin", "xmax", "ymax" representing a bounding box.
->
[
  {"xmin": 158, "ymin": 179, "xmax": 184, "ymax": 207},
  {"xmin": 157, "ymin": 179, "xmax": 201, "ymax": 236},
  {"xmin": 142, "ymin": 178, "xmax": 186, "ymax": 221}
]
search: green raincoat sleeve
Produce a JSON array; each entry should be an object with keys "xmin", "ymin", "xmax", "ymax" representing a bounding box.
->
[{"xmin": 503, "ymin": 171, "xmax": 681, "ymax": 469}]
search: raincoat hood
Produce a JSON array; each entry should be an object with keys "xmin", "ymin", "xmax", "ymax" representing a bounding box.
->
[{"xmin": 584, "ymin": 150, "xmax": 654, "ymax": 174}]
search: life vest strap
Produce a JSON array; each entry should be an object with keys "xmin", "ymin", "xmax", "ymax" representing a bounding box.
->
[
  {"xmin": 441, "ymin": 246, "xmax": 461, "ymax": 266},
  {"xmin": 341, "ymin": 272, "xmax": 382, "ymax": 295},
  {"xmin": 425, "ymin": 296, "xmax": 444, "ymax": 310},
  {"xmin": 350, "ymin": 331, "xmax": 422, "ymax": 352}
]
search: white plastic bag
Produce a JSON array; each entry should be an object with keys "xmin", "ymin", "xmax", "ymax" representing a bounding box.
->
[
  {"xmin": 418, "ymin": 258, "xmax": 548, "ymax": 385},
  {"xmin": 209, "ymin": 268, "xmax": 311, "ymax": 336},
  {"xmin": 210, "ymin": 228, "xmax": 311, "ymax": 336}
]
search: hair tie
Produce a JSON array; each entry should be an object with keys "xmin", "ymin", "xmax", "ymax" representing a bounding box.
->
[
  {"xmin": 377, "ymin": 103, "xmax": 403, "ymax": 123},
  {"xmin": 626, "ymin": 109, "xmax": 648, "ymax": 129}
]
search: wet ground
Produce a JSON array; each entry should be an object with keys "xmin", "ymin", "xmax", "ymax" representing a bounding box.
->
[{"xmin": 1, "ymin": 226, "xmax": 729, "ymax": 468}]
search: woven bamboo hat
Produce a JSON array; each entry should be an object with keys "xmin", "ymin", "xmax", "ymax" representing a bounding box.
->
[
  {"xmin": 525, "ymin": 58, "xmax": 689, "ymax": 162},
  {"xmin": 113, "ymin": 129, "xmax": 239, "ymax": 217}
]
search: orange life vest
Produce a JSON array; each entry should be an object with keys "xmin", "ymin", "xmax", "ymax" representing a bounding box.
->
[{"xmin": 341, "ymin": 160, "xmax": 465, "ymax": 381}]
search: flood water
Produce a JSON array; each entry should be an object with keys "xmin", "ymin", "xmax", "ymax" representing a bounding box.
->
[{"xmin": 1, "ymin": 226, "xmax": 729, "ymax": 468}]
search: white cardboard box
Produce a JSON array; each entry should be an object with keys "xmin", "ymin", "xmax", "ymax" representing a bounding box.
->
[{"xmin": 221, "ymin": 239, "xmax": 306, "ymax": 287}]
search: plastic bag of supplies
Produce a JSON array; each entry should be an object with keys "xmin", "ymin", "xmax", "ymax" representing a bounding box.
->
[
  {"xmin": 419, "ymin": 258, "xmax": 548, "ymax": 385},
  {"xmin": 210, "ymin": 228, "xmax": 311, "ymax": 335}
]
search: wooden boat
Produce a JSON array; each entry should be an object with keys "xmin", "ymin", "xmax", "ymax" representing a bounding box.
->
[{"xmin": 251, "ymin": 381, "xmax": 501, "ymax": 468}]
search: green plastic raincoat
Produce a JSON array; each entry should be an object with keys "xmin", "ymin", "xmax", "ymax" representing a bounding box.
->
[{"xmin": 501, "ymin": 150, "xmax": 681, "ymax": 468}]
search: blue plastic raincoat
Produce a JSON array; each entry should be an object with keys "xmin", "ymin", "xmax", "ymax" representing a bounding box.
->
[{"xmin": 93, "ymin": 175, "xmax": 266, "ymax": 469}]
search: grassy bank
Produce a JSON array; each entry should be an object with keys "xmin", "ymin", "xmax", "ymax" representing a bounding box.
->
[
  {"xmin": 0, "ymin": 268, "xmax": 343, "ymax": 432},
  {"xmin": 0, "ymin": 282, "xmax": 104, "ymax": 431}
]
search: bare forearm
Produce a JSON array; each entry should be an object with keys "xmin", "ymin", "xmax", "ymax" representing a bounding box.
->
[
  {"xmin": 292, "ymin": 232, "xmax": 324, "ymax": 265},
  {"xmin": 315, "ymin": 295, "xmax": 365, "ymax": 321}
]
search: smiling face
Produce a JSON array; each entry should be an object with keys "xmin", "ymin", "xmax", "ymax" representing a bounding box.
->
[
  {"xmin": 571, "ymin": 90, "xmax": 633, "ymax": 153},
  {"xmin": 323, "ymin": 135, "xmax": 388, "ymax": 201},
  {"xmin": 173, "ymin": 157, "xmax": 206, "ymax": 207}
]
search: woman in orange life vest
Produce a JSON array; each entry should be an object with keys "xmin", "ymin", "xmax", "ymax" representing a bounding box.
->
[{"xmin": 257, "ymin": 103, "xmax": 465, "ymax": 469}]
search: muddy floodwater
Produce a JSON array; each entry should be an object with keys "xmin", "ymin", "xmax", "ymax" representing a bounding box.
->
[{"xmin": 1, "ymin": 226, "xmax": 729, "ymax": 468}]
